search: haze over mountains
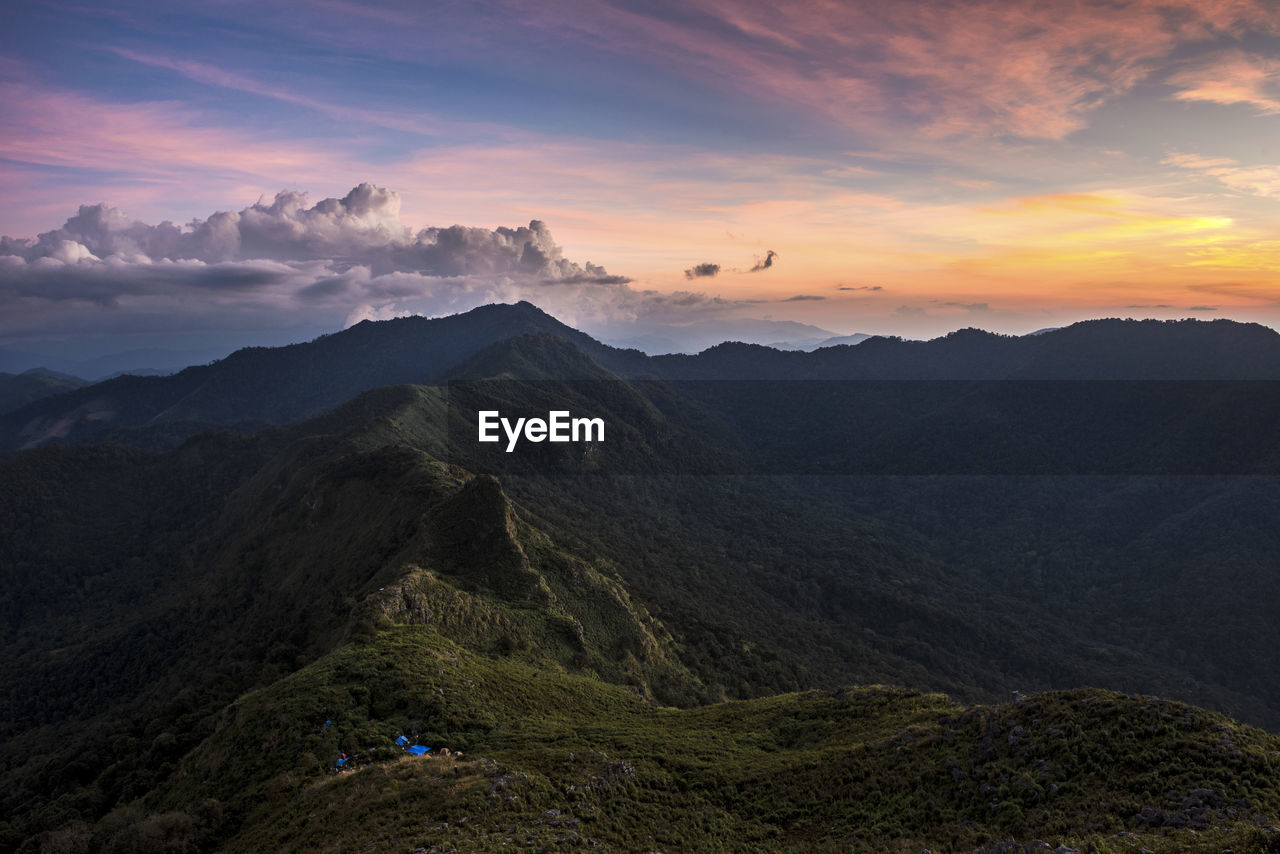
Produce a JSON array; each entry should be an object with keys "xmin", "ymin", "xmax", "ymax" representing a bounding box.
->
[
  {"xmin": 0, "ymin": 348, "xmax": 239, "ymax": 383},
  {"xmin": 4, "ymin": 302, "xmax": 1280, "ymax": 853},
  {"xmin": 6, "ymin": 301, "xmax": 1280, "ymax": 453},
  {"xmin": 0, "ymin": 369, "xmax": 87, "ymax": 415}
]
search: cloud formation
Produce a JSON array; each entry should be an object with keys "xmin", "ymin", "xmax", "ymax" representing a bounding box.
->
[
  {"xmin": 781, "ymin": 294, "xmax": 824, "ymax": 302},
  {"xmin": 1168, "ymin": 50, "xmax": 1280, "ymax": 114},
  {"xmin": 0, "ymin": 183, "xmax": 604, "ymax": 279},
  {"xmin": 837, "ymin": 284, "xmax": 883, "ymax": 291},
  {"xmin": 1164, "ymin": 151, "xmax": 1280, "ymax": 198},
  {"xmin": 519, "ymin": 0, "xmax": 1280, "ymax": 141},
  {"xmin": 684, "ymin": 262, "xmax": 721, "ymax": 279},
  {"xmin": 748, "ymin": 249, "xmax": 778, "ymax": 272},
  {"xmin": 0, "ymin": 184, "xmax": 745, "ymax": 346},
  {"xmin": 940, "ymin": 301, "xmax": 992, "ymax": 312}
]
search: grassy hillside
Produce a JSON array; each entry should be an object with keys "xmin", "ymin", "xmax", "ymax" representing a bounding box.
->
[
  {"xmin": 0, "ymin": 385, "xmax": 700, "ymax": 850},
  {"xmin": 37, "ymin": 624, "xmax": 1280, "ymax": 853},
  {"xmin": 7, "ymin": 378, "xmax": 1280, "ymax": 851},
  {"xmin": 7, "ymin": 319, "xmax": 1280, "ymax": 852},
  {"xmin": 502, "ymin": 470, "xmax": 1280, "ymax": 731}
]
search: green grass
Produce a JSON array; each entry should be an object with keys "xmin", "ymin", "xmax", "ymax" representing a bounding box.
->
[
  {"xmin": 125, "ymin": 627, "xmax": 1280, "ymax": 853},
  {"xmin": 9, "ymin": 377, "xmax": 1280, "ymax": 854}
]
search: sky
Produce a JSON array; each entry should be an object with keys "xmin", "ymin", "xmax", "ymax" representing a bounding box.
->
[{"xmin": 4, "ymin": 0, "xmax": 1280, "ymax": 361}]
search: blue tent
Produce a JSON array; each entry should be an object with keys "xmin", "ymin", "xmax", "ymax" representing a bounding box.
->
[
  {"xmin": 406, "ymin": 745, "xmax": 430, "ymax": 755},
  {"xmin": 394, "ymin": 735, "xmax": 410, "ymax": 747},
  {"xmin": 336, "ymin": 756, "xmax": 349, "ymax": 768}
]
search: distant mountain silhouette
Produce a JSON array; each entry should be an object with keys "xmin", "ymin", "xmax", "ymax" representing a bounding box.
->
[
  {"xmin": 0, "ymin": 346, "xmax": 236, "ymax": 380},
  {"xmin": 4, "ymin": 305, "xmax": 1280, "ymax": 451},
  {"xmin": 0, "ymin": 368, "xmax": 87, "ymax": 414},
  {"xmin": 650, "ymin": 318, "xmax": 1280, "ymax": 379},
  {"xmin": 0, "ymin": 302, "xmax": 642, "ymax": 450},
  {"xmin": 813, "ymin": 332, "xmax": 873, "ymax": 348}
]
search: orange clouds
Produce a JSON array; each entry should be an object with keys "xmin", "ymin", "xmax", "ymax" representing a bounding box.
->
[
  {"xmin": 514, "ymin": 0, "xmax": 1280, "ymax": 142},
  {"xmin": 0, "ymin": 81, "xmax": 364, "ymax": 237},
  {"xmin": 1164, "ymin": 151, "xmax": 1280, "ymax": 199},
  {"xmin": 9, "ymin": 0, "xmax": 1280, "ymax": 339},
  {"xmin": 0, "ymin": 83, "xmax": 337, "ymax": 179},
  {"xmin": 1168, "ymin": 49, "xmax": 1280, "ymax": 114}
]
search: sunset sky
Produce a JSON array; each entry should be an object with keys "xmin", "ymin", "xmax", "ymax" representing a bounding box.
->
[{"xmin": 5, "ymin": 0, "xmax": 1280, "ymax": 359}]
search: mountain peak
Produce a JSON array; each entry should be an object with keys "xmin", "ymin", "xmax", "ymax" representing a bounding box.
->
[
  {"xmin": 442, "ymin": 332, "xmax": 617, "ymax": 381},
  {"xmin": 0, "ymin": 302, "xmax": 621, "ymax": 450}
]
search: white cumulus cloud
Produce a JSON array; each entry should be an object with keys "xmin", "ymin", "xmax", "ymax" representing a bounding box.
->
[{"xmin": 0, "ymin": 184, "xmax": 754, "ymax": 351}]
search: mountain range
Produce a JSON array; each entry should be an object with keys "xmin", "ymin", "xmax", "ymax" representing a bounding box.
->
[
  {"xmin": 0, "ymin": 369, "xmax": 88, "ymax": 415},
  {"xmin": 3, "ymin": 302, "xmax": 1280, "ymax": 853},
  {"xmin": 6, "ymin": 301, "xmax": 1280, "ymax": 454}
]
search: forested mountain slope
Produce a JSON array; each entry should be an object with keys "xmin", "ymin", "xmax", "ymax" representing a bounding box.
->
[
  {"xmin": 5, "ymin": 307, "xmax": 1280, "ymax": 852},
  {"xmin": 6, "ymin": 303, "xmax": 1280, "ymax": 452}
]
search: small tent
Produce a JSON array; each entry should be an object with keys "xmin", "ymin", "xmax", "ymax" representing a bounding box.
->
[{"xmin": 406, "ymin": 745, "xmax": 430, "ymax": 755}]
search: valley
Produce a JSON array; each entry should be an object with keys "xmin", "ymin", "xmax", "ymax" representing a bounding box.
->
[{"xmin": 3, "ymin": 303, "xmax": 1280, "ymax": 853}]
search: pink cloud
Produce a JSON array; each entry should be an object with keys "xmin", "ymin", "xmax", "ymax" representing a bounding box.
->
[
  {"xmin": 1164, "ymin": 150, "xmax": 1280, "ymax": 198},
  {"xmin": 0, "ymin": 82, "xmax": 348, "ymax": 181},
  {"xmin": 0, "ymin": 80, "xmax": 378, "ymax": 237},
  {"xmin": 502, "ymin": 0, "xmax": 1280, "ymax": 141},
  {"xmin": 1167, "ymin": 49, "xmax": 1280, "ymax": 113}
]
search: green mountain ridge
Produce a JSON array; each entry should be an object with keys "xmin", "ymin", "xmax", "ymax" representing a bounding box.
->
[
  {"xmin": 0, "ymin": 381, "xmax": 708, "ymax": 851},
  {"xmin": 6, "ymin": 307, "xmax": 1280, "ymax": 852},
  {"xmin": 0, "ymin": 369, "xmax": 88, "ymax": 414},
  {"xmin": 0, "ymin": 302, "xmax": 631, "ymax": 451},
  {"xmin": 41, "ymin": 626, "xmax": 1280, "ymax": 853},
  {"xmin": 8, "ymin": 303, "xmax": 1280, "ymax": 453}
]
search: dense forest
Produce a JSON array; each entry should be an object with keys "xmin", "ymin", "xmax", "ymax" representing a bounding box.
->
[{"xmin": 3, "ymin": 303, "xmax": 1280, "ymax": 853}]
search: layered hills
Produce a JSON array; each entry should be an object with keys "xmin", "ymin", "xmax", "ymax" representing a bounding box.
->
[
  {"xmin": 4, "ymin": 303, "xmax": 1280, "ymax": 852},
  {"xmin": 6, "ymin": 301, "xmax": 1280, "ymax": 452},
  {"xmin": 0, "ymin": 369, "xmax": 87, "ymax": 414}
]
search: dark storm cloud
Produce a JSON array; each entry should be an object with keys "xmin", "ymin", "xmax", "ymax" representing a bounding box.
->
[
  {"xmin": 747, "ymin": 249, "xmax": 777, "ymax": 272},
  {"xmin": 295, "ymin": 275, "xmax": 353, "ymax": 301},
  {"xmin": 684, "ymin": 262, "xmax": 721, "ymax": 279},
  {"xmin": 0, "ymin": 257, "xmax": 297, "ymax": 302},
  {"xmin": 553, "ymin": 270, "xmax": 634, "ymax": 285}
]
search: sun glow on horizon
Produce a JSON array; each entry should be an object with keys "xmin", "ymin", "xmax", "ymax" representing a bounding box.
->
[{"xmin": 4, "ymin": 1, "xmax": 1280, "ymax": 349}]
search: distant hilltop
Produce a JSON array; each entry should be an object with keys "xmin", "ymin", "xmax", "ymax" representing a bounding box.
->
[{"xmin": 4, "ymin": 302, "xmax": 1280, "ymax": 452}]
